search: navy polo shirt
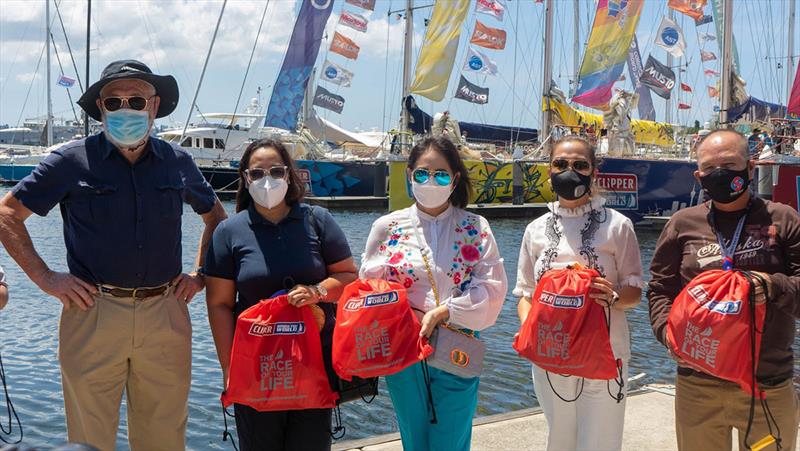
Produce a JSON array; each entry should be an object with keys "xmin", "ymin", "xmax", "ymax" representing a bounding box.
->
[
  {"xmin": 12, "ymin": 133, "xmax": 217, "ymax": 288},
  {"xmin": 204, "ymin": 203, "xmax": 352, "ymax": 315}
]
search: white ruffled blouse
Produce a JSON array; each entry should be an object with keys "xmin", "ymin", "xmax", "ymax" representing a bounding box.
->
[
  {"xmin": 513, "ymin": 196, "xmax": 644, "ymax": 360},
  {"xmin": 360, "ymin": 204, "xmax": 508, "ymax": 331}
]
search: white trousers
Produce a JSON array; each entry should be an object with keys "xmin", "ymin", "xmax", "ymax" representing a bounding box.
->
[{"xmin": 532, "ymin": 362, "xmax": 628, "ymax": 451}]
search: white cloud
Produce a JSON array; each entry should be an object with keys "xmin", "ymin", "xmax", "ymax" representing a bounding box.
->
[{"xmin": 15, "ymin": 71, "xmax": 41, "ymax": 83}]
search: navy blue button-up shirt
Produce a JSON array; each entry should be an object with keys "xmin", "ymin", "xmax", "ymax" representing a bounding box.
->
[
  {"xmin": 204, "ymin": 203, "xmax": 352, "ymax": 316},
  {"xmin": 12, "ymin": 133, "xmax": 217, "ymax": 288}
]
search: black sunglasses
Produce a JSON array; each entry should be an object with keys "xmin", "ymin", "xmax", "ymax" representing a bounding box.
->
[
  {"xmin": 245, "ymin": 166, "xmax": 288, "ymax": 181},
  {"xmin": 551, "ymin": 158, "xmax": 592, "ymax": 173},
  {"xmin": 102, "ymin": 96, "xmax": 153, "ymax": 112}
]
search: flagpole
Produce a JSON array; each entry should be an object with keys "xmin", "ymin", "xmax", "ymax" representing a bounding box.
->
[
  {"xmin": 84, "ymin": 0, "xmax": 90, "ymax": 137},
  {"xmin": 541, "ymin": 0, "xmax": 554, "ymax": 153},
  {"xmin": 665, "ymin": 8, "xmax": 674, "ymax": 126},
  {"xmin": 399, "ymin": 0, "xmax": 413, "ymax": 155},
  {"xmin": 787, "ymin": 0, "xmax": 796, "ymax": 105},
  {"xmin": 719, "ymin": 0, "xmax": 734, "ymax": 126},
  {"xmin": 45, "ymin": 0, "xmax": 54, "ymax": 147}
]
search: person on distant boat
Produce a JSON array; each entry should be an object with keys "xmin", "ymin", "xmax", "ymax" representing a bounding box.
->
[
  {"xmin": 360, "ymin": 136, "xmax": 508, "ymax": 451},
  {"xmin": 648, "ymin": 129, "xmax": 800, "ymax": 451},
  {"xmin": 0, "ymin": 60, "xmax": 227, "ymax": 451},
  {"xmin": 514, "ymin": 136, "xmax": 644, "ymax": 451},
  {"xmin": 204, "ymin": 138, "xmax": 357, "ymax": 451}
]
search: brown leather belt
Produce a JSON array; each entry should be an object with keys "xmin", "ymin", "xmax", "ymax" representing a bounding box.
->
[{"xmin": 97, "ymin": 282, "xmax": 171, "ymax": 299}]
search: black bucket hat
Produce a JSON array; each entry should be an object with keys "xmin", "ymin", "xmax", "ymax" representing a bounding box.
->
[{"xmin": 77, "ymin": 59, "xmax": 179, "ymax": 122}]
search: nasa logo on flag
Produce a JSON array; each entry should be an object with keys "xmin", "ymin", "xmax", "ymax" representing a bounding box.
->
[
  {"xmin": 661, "ymin": 27, "xmax": 679, "ymax": 46},
  {"xmin": 325, "ymin": 66, "xmax": 338, "ymax": 80},
  {"xmin": 468, "ymin": 55, "xmax": 484, "ymax": 71}
]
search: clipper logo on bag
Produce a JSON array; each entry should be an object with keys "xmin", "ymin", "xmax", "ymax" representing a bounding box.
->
[
  {"xmin": 249, "ymin": 321, "xmax": 306, "ymax": 336},
  {"xmin": 688, "ymin": 286, "xmax": 742, "ymax": 315},
  {"xmin": 450, "ymin": 349, "xmax": 470, "ymax": 367},
  {"xmin": 344, "ymin": 291, "xmax": 400, "ymax": 311},
  {"xmin": 537, "ymin": 320, "xmax": 571, "ymax": 359},
  {"xmin": 681, "ymin": 322, "xmax": 719, "ymax": 367},
  {"xmin": 539, "ymin": 291, "xmax": 584, "ymax": 309},
  {"xmin": 259, "ymin": 349, "xmax": 295, "ymax": 391},
  {"xmin": 355, "ymin": 320, "xmax": 392, "ymax": 361}
]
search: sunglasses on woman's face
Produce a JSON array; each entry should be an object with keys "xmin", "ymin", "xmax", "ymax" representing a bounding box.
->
[
  {"xmin": 245, "ymin": 166, "xmax": 288, "ymax": 181},
  {"xmin": 551, "ymin": 158, "xmax": 592, "ymax": 173},
  {"xmin": 102, "ymin": 96, "xmax": 153, "ymax": 112},
  {"xmin": 412, "ymin": 168, "xmax": 452, "ymax": 186}
]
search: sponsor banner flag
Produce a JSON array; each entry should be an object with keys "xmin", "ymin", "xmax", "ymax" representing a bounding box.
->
[
  {"xmin": 409, "ymin": 0, "xmax": 470, "ymax": 101},
  {"xmin": 704, "ymin": 68, "xmax": 720, "ymax": 77},
  {"xmin": 330, "ymin": 32, "xmax": 361, "ymax": 60},
  {"xmin": 470, "ymin": 20, "xmax": 507, "ymax": 50},
  {"xmin": 476, "ymin": 0, "xmax": 505, "ymax": 21},
  {"xmin": 463, "ymin": 47, "xmax": 498, "ymax": 76},
  {"xmin": 681, "ymin": 83, "xmax": 692, "ymax": 92},
  {"xmin": 265, "ymin": 0, "xmax": 334, "ymax": 131},
  {"xmin": 668, "ymin": 0, "xmax": 707, "ymax": 20},
  {"xmin": 710, "ymin": 0, "xmax": 740, "ymax": 72},
  {"xmin": 339, "ymin": 10, "xmax": 368, "ymax": 33},
  {"xmin": 313, "ymin": 85, "xmax": 345, "ymax": 113},
  {"xmin": 320, "ymin": 59, "xmax": 353, "ymax": 87},
  {"xmin": 57, "ymin": 75, "xmax": 75, "ymax": 87},
  {"xmin": 640, "ymin": 55, "xmax": 675, "ymax": 100},
  {"xmin": 678, "ymin": 103, "xmax": 692, "ymax": 109},
  {"xmin": 707, "ymin": 86, "xmax": 719, "ymax": 98},
  {"xmin": 572, "ymin": 0, "xmax": 645, "ymax": 109},
  {"xmin": 700, "ymin": 50, "xmax": 717, "ymax": 62},
  {"xmin": 346, "ymin": 0, "xmax": 375, "ymax": 11},
  {"xmin": 694, "ymin": 14, "xmax": 713, "ymax": 26},
  {"xmin": 454, "ymin": 75, "xmax": 489, "ymax": 104},
  {"xmin": 655, "ymin": 15, "xmax": 686, "ymax": 58},
  {"xmin": 699, "ymin": 32, "xmax": 716, "ymax": 43},
  {"xmin": 626, "ymin": 35, "xmax": 656, "ymax": 121}
]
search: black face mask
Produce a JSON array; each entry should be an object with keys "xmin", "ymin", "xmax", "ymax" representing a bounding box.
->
[
  {"xmin": 551, "ymin": 170, "xmax": 592, "ymax": 201},
  {"xmin": 699, "ymin": 167, "xmax": 751, "ymax": 204}
]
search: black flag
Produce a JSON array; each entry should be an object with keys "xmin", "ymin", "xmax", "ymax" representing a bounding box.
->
[
  {"xmin": 454, "ymin": 75, "xmax": 489, "ymax": 104},
  {"xmin": 312, "ymin": 85, "xmax": 345, "ymax": 113},
  {"xmin": 639, "ymin": 55, "xmax": 675, "ymax": 100}
]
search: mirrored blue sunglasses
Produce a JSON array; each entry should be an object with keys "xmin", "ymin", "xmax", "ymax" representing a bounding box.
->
[{"xmin": 412, "ymin": 168, "xmax": 452, "ymax": 186}]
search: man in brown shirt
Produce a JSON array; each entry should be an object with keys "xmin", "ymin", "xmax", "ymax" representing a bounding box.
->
[{"xmin": 648, "ymin": 129, "xmax": 800, "ymax": 451}]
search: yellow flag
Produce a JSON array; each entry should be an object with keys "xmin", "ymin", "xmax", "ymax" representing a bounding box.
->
[{"xmin": 409, "ymin": 0, "xmax": 470, "ymax": 102}]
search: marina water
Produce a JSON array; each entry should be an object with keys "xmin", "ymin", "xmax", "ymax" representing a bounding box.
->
[{"xmin": 0, "ymin": 193, "xmax": 796, "ymax": 449}]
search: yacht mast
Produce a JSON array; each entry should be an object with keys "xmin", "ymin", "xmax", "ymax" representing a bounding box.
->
[
  {"xmin": 665, "ymin": 8, "xmax": 674, "ymax": 125},
  {"xmin": 46, "ymin": 0, "xmax": 53, "ymax": 146},
  {"xmin": 719, "ymin": 0, "xmax": 734, "ymax": 126},
  {"xmin": 84, "ymin": 0, "xmax": 91, "ymax": 136},
  {"xmin": 787, "ymin": 0, "xmax": 796, "ymax": 102},
  {"xmin": 541, "ymin": 0, "xmax": 554, "ymax": 151},
  {"xmin": 573, "ymin": 0, "xmax": 580, "ymax": 88},
  {"xmin": 399, "ymin": 0, "xmax": 413, "ymax": 154}
]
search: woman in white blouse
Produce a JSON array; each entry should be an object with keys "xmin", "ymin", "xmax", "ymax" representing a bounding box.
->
[
  {"xmin": 515, "ymin": 136, "xmax": 643, "ymax": 451},
  {"xmin": 360, "ymin": 137, "xmax": 507, "ymax": 451}
]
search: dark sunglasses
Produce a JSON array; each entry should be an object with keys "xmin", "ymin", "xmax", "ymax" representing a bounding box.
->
[
  {"xmin": 245, "ymin": 166, "xmax": 288, "ymax": 181},
  {"xmin": 412, "ymin": 168, "xmax": 452, "ymax": 186},
  {"xmin": 102, "ymin": 96, "xmax": 153, "ymax": 112},
  {"xmin": 551, "ymin": 158, "xmax": 592, "ymax": 173}
]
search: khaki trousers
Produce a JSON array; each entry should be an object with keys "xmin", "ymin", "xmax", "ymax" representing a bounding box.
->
[
  {"xmin": 676, "ymin": 374, "xmax": 799, "ymax": 451},
  {"xmin": 58, "ymin": 288, "xmax": 192, "ymax": 451}
]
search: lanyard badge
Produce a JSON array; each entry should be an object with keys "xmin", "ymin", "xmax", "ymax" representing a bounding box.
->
[{"xmin": 710, "ymin": 206, "xmax": 749, "ymax": 271}]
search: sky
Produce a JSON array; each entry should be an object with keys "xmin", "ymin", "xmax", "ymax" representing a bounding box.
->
[{"xmin": 0, "ymin": 0, "xmax": 797, "ymax": 134}]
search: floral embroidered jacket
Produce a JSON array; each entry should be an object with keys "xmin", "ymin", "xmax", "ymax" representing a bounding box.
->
[{"xmin": 360, "ymin": 205, "xmax": 508, "ymax": 331}]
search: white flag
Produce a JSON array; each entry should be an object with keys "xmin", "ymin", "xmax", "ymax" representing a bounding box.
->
[
  {"xmin": 654, "ymin": 16, "xmax": 686, "ymax": 58},
  {"xmin": 338, "ymin": 10, "xmax": 368, "ymax": 33},
  {"xmin": 698, "ymin": 33, "xmax": 716, "ymax": 44},
  {"xmin": 462, "ymin": 47, "xmax": 498, "ymax": 76},
  {"xmin": 475, "ymin": 0, "xmax": 505, "ymax": 21},
  {"xmin": 320, "ymin": 60, "xmax": 354, "ymax": 87}
]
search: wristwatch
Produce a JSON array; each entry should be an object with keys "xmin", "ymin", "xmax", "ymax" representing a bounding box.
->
[{"xmin": 314, "ymin": 283, "xmax": 328, "ymax": 300}]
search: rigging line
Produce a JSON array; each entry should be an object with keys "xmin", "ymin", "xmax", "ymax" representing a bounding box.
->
[
  {"xmin": 382, "ymin": 1, "xmax": 394, "ymax": 134},
  {"xmin": 224, "ymin": 0, "xmax": 271, "ymax": 146},
  {"xmin": 52, "ymin": 0, "xmax": 83, "ymax": 92},
  {"xmin": 14, "ymin": 37, "xmax": 46, "ymax": 129},
  {"xmin": 50, "ymin": 32, "xmax": 80, "ymax": 124}
]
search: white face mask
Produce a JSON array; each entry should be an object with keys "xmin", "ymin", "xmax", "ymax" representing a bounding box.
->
[
  {"xmin": 248, "ymin": 176, "xmax": 288, "ymax": 209},
  {"xmin": 411, "ymin": 180, "xmax": 453, "ymax": 209}
]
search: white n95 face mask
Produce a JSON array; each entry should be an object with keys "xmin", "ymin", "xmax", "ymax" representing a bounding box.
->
[
  {"xmin": 248, "ymin": 176, "xmax": 288, "ymax": 209},
  {"xmin": 411, "ymin": 181, "xmax": 453, "ymax": 209}
]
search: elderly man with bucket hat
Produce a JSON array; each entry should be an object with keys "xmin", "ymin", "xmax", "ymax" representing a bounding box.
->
[{"xmin": 0, "ymin": 60, "xmax": 227, "ymax": 450}]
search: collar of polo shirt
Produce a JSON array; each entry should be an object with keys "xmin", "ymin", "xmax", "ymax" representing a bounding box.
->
[
  {"xmin": 99, "ymin": 133, "xmax": 165, "ymax": 160},
  {"xmin": 247, "ymin": 203, "xmax": 305, "ymax": 225}
]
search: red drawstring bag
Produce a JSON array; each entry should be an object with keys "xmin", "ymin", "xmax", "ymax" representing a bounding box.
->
[
  {"xmin": 514, "ymin": 265, "xmax": 621, "ymax": 380},
  {"xmin": 221, "ymin": 295, "xmax": 338, "ymax": 411},
  {"xmin": 666, "ymin": 270, "xmax": 766, "ymax": 395},
  {"xmin": 333, "ymin": 279, "xmax": 432, "ymax": 380}
]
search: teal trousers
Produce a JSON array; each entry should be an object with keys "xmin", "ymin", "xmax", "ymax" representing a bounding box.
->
[{"xmin": 385, "ymin": 362, "xmax": 480, "ymax": 451}]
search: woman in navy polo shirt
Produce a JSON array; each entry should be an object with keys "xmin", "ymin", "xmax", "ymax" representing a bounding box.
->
[{"xmin": 204, "ymin": 138, "xmax": 357, "ymax": 451}]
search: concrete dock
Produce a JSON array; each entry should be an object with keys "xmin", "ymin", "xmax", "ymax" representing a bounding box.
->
[{"xmin": 336, "ymin": 385, "xmax": 797, "ymax": 451}]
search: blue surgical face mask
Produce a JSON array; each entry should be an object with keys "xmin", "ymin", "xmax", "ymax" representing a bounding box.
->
[{"xmin": 103, "ymin": 109, "xmax": 151, "ymax": 148}]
